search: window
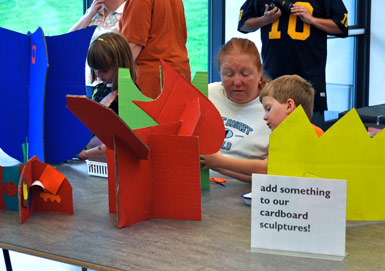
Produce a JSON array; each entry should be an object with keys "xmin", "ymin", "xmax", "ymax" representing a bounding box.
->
[
  {"xmin": 0, "ymin": 0, "xmax": 208, "ymax": 79},
  {"xmin": 324, "ymin": 0, "xmax": 356, "ymax": 121},
  {"xmin": 0, "ymin": 0, "xmax": 83, "ymax": 35},
  {"xmin": 183, "ymin": 0, "xmax": 209, "ymax": 77}
]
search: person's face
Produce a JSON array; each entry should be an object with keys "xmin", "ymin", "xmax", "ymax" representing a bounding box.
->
[
  {"xmin": 220, "ymin": 49, "xmax": 262, "ymax": 104},
  {"xmin": 95, "ymin": 68, "xmax": 116, "ymax": 84},
  {"xmin": 261, "ymin": 96, "xmax": 292, "ymax": 131}
]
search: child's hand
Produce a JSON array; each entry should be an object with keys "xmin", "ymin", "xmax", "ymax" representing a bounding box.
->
[
  {"xmin": 200, "ymin": 152, "xmax": 223, "ymax": 170},
  {"xmin": 76, "ymin": 150, "xmax": 88, "ymax": 160}
]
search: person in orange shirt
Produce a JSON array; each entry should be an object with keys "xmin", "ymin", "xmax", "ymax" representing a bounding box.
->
[
  {"xmin": 119, "ymin": 0, "xmax": 191, "ymax": 99},
  {"xmin": 200, "ymin": 74, "xmax": 323, "ymax": 180}
]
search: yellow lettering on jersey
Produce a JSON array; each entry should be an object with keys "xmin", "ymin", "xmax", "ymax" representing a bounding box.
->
[
  {"xmin": 341, "ymin": 13, "xmax": 348, "ymax": 28},
  {"xmin": 239, "ymin": 10, "xmax": 244, "ymax": 22},
  {"xmin": 269, "ymin": 20, "xmax": 281, "ymax": 39},
  {"xmin": 288, "ymin": 2, "xmax": 313, "ymax": 40}
]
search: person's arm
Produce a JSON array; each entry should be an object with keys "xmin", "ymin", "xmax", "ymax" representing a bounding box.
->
[
  {"xmin": 200, "ymin": 152, "xmax": 268, "ymax": 175},
  {"xmin": 68, "ymin": 0, "xmax": 104, "ymax": 32},
  {"xmin": 214, "ymin": 168, "xmax": 252, "ymax": 183},
  {"xmin": 290, "ymin": 4, "xmax": 343, "ymax": 34},
  {"xmin": 128, "ymin": 42, "xmax": 143, "ymax": 60},
  {"xmin": 76, "ymin": 144, "xmax": 106, "ymax": 160},
  {"xmin": 239, "ymin": 4, "xmax": 281, "ymax": 33}
]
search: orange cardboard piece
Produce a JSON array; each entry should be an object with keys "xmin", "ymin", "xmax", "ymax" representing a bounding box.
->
[
  {"xmin": 108, "ymin": 121, "xmax": 183, "ymax": 214},
  {"xmin": 177, "ymin": 97, "xmax": 200, "ymax": 136},
  {"xmin": 133, "ymin": 59, "xmax": 224, "ymax": 154},
  {"xmin": 209, "ymin": 177, "xmax": 226, "ymax": 184},
  {"xmin": 115, "ymin": 132, "xmax": 201, "ymax": 228},
  {"xmin": 67, "ymin": 94, "xmax": 202, "ymax": 227},
  {"xmin": 19, "ymin": 160, "xmax": 33, "ymax": 223},
  {"xmin": 66, "ymin": 95, "xmax": 150, "ymax": 160},
  {"xmin": 115, "ymin": 136, "xmax": 153, "ymax": 227},
  {"xmin": 150, "ymin": 134, "xmax": 201, "ymax": 221},
  {"xmin": 66, "ymin": 62, "xmax": 227, "ymax": 227},
  {"xmin": 38, "ymin": 163, "xmax": 66, "ymax": 194},
  {"xmin": 19, "ymin": 156, "xmax": 73, "ymax": 224},
  {"xmin": 106, "ymin": 146, "xmax": 117, "ymax": 213}
]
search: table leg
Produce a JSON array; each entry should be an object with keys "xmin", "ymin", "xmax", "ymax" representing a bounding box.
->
[{"xmin": 2, "ymin": 249, "xmax": 12, "ymax": 271}]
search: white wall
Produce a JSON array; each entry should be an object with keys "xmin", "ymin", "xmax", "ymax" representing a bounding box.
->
[
  {"xmin": 225, "ymin": 1, "xmax": 262, "ymax": 49},
  {"xmin": 369, "ymin": 0, "xmax": 385, "ymax": 105}
]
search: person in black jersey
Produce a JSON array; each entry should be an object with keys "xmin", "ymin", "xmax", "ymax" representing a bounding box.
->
[{"xmin": 238, "ymin": 0, "xmax": 348, "ymax": 129}]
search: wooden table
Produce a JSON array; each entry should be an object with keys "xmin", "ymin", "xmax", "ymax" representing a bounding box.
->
[{"xmin": 1, "ymin": 160, "xmax": 385, "ymax": 271}]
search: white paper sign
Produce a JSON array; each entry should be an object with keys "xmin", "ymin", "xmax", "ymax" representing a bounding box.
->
[{"xmin": 251, "ymin": 174, "xmax": 347, "ymax": 259}]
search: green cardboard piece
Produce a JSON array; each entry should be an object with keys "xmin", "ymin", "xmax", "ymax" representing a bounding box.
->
[
  {"xmin": 192, "ymin": 72, "xmax": 210, "ymax": 190},
  {"xmin": 118, "ymin": 68, "xmax": 158, "ymax": 129},
  {"xmin": 200, "ymin": 168, "xmax": 210, "ymax": 190},
  {"xmin": 118, "ymin": 70, "xmax": 211, "ymax": 190},
  {"xmin": 192, "ymin": 72, "xmax": 208, "ymax": 97}
]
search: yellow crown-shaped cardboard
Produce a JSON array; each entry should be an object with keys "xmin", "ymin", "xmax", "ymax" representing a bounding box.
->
[{"xmin": 268, "ymin": 106, "xmax": 385, "ymax": 220}]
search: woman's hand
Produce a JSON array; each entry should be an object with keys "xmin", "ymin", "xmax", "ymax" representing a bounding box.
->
[
  {"xmin": 68, "ymin": 0, "xmax": 105, "ymax": 31},
  {"xmin": 87, "ymin": 0, "xmax": 105, "ymax": 18}
]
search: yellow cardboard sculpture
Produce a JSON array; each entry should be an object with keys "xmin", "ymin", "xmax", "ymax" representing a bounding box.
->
[{"xmin": 268, "ymin": 106, "xmax": 385, "ymax": 220}]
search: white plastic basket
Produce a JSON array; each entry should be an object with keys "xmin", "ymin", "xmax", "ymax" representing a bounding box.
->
[{"xmin": 86, "ymin": 160, "xmax": 108, "ymax": 178}]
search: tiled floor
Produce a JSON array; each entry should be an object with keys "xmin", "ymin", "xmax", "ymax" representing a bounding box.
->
[{"xmin": 0, "ymin": 150, "xmax": 96, "ymax": 271}]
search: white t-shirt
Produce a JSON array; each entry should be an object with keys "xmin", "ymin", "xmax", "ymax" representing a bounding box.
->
[{"xmin": 208, "ymin": 82, "xmax": 271, "ymax": 178}]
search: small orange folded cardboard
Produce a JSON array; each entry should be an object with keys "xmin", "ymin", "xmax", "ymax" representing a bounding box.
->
[
  {"xmin": 0, "ymin": 156, "xmax": 73, "ymax": 223},
  {"xmin": 67, "ymin": 60, "xmax": 225, "ymax": 228}
]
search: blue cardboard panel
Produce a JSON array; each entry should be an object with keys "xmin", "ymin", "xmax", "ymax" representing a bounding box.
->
[
  {"xmin": 44, "ymin": 27, "xmax": 95, "ymax": 163},
  {"xmin": 28, "ymin": 27, "xmax": 48, "ymax": 162},
  {"xmin": 0, "ymin": 27, "xmax": 29, "ymax": 162}
]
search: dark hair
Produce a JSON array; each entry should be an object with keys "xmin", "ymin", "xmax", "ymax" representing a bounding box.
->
[
  {"xmin": 217, "ymin": 38, "xmax": 269, "ymax": 89},
  {"xmin": 87, "ymin": 32, "xmax": 137, "ymax": 90},
  {"xmin": 259, "ymin": 75, "xmax": 315, "ymax": 119}
]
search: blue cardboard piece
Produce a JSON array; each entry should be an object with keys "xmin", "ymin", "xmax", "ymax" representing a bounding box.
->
[
  {"xmin": 28, "ymin": 27, "xmax": 48, "ymax": 161},
  {"xmin": 0, "ymin": 26, "xmax": 95, "ymax": 163},
  {"xmin": 0, "ymin": 28, "xmax": 29, "ymax": 162},
  {"xmin": 44, "ymin": 27, "xmax": 95, "ymax": 163}
]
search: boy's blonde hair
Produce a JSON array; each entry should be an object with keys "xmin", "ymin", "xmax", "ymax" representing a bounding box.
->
[
  {"xmin": 87, "ymin": 32, "xmax": 137, "ymax": 90},
  {"xmin": 259, "ymin": 75, "xmax": 315, "ymax": 119}
]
